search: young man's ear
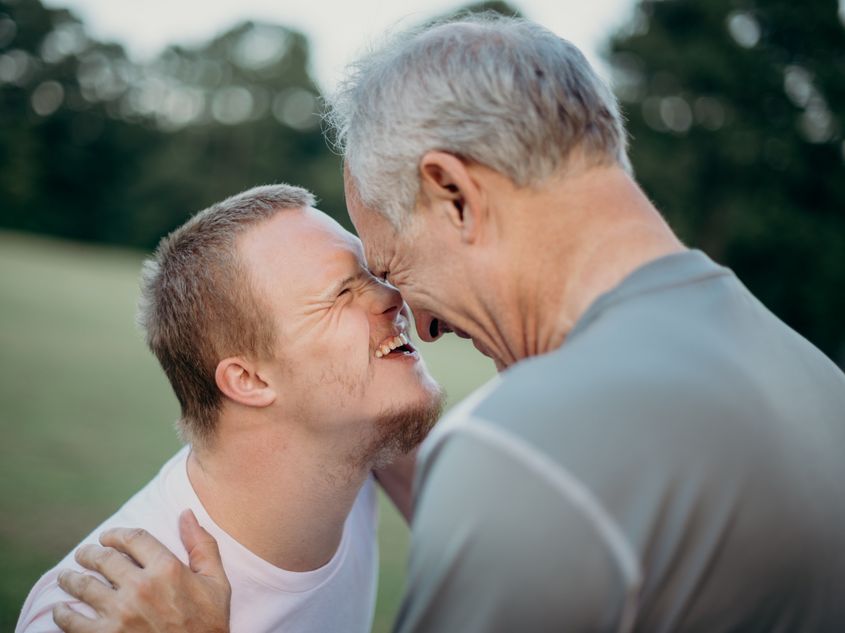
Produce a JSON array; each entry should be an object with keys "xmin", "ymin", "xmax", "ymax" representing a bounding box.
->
[
  {"xmin": 214, "ymin": 357, "xmax": 275, "ymax": 408},
  {"xmin": 418, "ymin": 151, "xmax": 485, "ymax": 244}
]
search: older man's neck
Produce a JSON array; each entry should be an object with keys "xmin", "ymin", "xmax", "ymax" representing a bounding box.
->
[
  {"xmin": 186, "ymin": 421, "xmax": 370, "ymax": 572},
  {"xmin": 509, "ymin": 164, "xmax": 685, "ymax": 361}
]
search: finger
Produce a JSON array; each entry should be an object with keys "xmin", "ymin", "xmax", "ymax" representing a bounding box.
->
[
  {"xmin": 74, "ymin": 544, "xmax": 141, "ymax": 589},
  {"xmin": 179, "ymin": 509, "xmax": 226, "ymax": 579},
  {"xmin": 98, "ymin": 527, "xmax": 175, "ymax": 569},
  {"xmin": 56, "ymin": 571, "xmax": 112, "ymax": 613},
  {"xmin": 52, "ymin": 602, "xmax": 97, "ymax": 633}
]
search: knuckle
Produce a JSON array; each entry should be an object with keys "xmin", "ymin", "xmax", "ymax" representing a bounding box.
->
[
  {"xmin": 51, "ymin": 604, "xmax": 68, "ymax": 626},
  {"xmin": 74, "ymin": 544, "xmax": 93, "ymax": 564},
  {"xmin": 99, "ymin": 527, "xmax": 117, "ymax": 542},
  {"xmin": 125, "ymin": 528, "xmax": 148, "ymax": 545},
  {"xmin": 78, "ymin": 573, "xmax": 95, "ymax": 591},
  {"xmin": 159, "ymin": 556, "xmax": 182, "ymax": 579},
  {"xmin": 92, "ymin": 546, "xmax": 114, "ymax": 566},
  {"xmin": 131, "ymin": 575, "xmax": 153, "ymax": 600},
  {"xmin": 68, "ymin": 572, "xmax": 94, "ymax": 596},
  {"xmin": 56, "ymin": 570, "xmax": 70, "ymax": 589}
]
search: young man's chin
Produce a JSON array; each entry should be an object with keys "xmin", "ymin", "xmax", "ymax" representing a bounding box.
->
[{"xmin": 365, "ymin": 388, "xmax": 445, "ymax": 469}]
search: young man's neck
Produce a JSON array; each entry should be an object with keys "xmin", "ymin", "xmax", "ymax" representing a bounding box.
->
[
  {"xmin": 498, "ymin": 163, "xmax": 685, "ymax": 364},
  {"xmin": 186, "ymin": 419, "xmax": 371, "ymax": 572}
]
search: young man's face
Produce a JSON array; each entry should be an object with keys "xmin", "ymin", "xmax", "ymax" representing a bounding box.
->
[{"xmin": 238, "ymin": 207, "xmax": 442, "ymax": 463}]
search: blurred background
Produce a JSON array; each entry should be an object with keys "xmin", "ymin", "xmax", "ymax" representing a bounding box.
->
[{"xmin": 1, "ymin": 0, "xmax": 843, "ymax": 630}]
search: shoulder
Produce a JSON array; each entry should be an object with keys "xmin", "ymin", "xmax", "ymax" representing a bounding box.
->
[
  {"xmin": 468, "ymin": 324, "xmax": 761, "ymax": 472},
  {"xmin": 405, "ymin": 427, "xmax": 638, "ymax": 633},
  {"xmin": 418, "ymin": 415, "xmax": 639, "ymax": 581},
  {"xmin": 16, "ymin": 529, "xmax": 108, "ymax": 633},
  {"xmin": 17, "ymin": 451, "xmax": 189, "ymax": 632}
]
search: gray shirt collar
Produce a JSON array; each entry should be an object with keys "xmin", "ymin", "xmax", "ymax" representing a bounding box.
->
[{"xmin": 569, "ymin": 249, "xmax": 731, "ymax": 341}]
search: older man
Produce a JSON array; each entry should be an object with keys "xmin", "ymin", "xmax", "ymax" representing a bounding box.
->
[
  {"xmin": 19, "ymin": 184, "xmax": 442, "ymax": 633},
  {"xmin": 55, "ymin": 14, "xmax": 845, "ymax": 633}
]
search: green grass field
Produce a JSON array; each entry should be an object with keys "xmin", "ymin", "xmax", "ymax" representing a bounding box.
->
[{"xmin": 0, "ymin": 230, "xmax": 495, "ymax": 632}]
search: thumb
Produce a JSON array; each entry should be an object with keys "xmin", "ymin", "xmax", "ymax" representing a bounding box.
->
[{"xmin": 179, "ymin": 509, "xmax": 225, "ymax": 579}]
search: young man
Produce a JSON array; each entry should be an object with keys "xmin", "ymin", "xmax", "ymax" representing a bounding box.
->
[{"xmin": 17, "ymin": 184, "xmax": 442, "ymax": 633}]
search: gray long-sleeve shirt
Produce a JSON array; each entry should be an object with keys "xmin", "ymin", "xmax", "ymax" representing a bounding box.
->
[{"xmin": 397, "ymin": 250, "xmax": 845, "ymax": 633}]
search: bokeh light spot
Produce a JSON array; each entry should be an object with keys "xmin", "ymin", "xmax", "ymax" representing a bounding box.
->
[
  {"xmin": 783, "ymin": 65, "xmax": 813, "ymax": 108},
  {"xmin": 659, "ymin": 96, "xmax": 693, "ymax": 134},
  {"xmin": 233, "ymin": 24, "xmax": 289, "ymax": 70},
  {"xmin": 40, "ymin": 22, "xmax": 87, "ymax": 63},
  {"xmin": 272, "ymin": 87, "xmax": 317, "ymax": 130},
  {"xmin": 727, "ymin": 11, "xmax": 761, "ymax": 49},
  {"xmin": 0, "ymin": 14, "xmax": 16, "ymax": 48},
  {"xmin": 0, "ymin": 48, "xmax": 31, "ymax": 85},
  {"xmin": 31, "ymin": 80, "xmax": 65, "ymax": 116},
  {"xmin": 159, "ymin": 86, "xmax": 205, "ymax": 130},
  {"xmin": 212, "ymin": 85, "xmax": 254, "ymax": 125},
  {"xmin": 694, "ymin": 96, "xmax": 726, "ymax": 131}
]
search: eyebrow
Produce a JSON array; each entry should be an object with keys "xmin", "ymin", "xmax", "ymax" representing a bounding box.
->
[{"xmin": 324, "ymin": 271, "xmax": 367, "ymax": 298}]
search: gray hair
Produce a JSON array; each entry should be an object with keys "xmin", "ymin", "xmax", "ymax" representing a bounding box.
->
[
  {"xmin": 138, "ymin": 183, "xmax": 314, "ymax": 446},
  {"xmin": 326, "ymin": 13, "xmax": 630, "ymax": 225}
]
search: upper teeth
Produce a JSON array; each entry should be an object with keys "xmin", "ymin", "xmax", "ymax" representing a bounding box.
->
[{"xmin": 375, "ymin": 332, "xmax": 410, "ymax": 358}]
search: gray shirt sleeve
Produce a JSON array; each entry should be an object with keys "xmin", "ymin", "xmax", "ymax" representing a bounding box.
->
[{"xmin": 393, "ymin": 424, "xmax": 634, "ymax": 633}]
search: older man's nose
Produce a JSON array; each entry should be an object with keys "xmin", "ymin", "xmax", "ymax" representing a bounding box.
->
[{"xmin": 413, "ymin": 309, "xmax": 444, "ymax": 343}]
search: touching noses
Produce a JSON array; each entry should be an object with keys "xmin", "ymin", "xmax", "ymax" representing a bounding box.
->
[
  {"xmin": 370, "ymin": 280, "xmax": 402, "ymax": 321},
  {"xmin": 368, "ymin": 279, "xmax": 442, "ymax": 341}
]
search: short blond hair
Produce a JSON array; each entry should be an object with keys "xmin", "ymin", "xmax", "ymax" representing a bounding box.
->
[{"xmin": 138, "ymin": 184, "xmax": 315, "ymax": 445}]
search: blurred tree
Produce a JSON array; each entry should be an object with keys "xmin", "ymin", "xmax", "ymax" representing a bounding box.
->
[
  {"xmin": 0, "ymin": 0, "xmax": 521, "ymax": 250},
  {"xmin": 445, "ymin": 0, "xmax": 522, "ymax": 17},
  {"xmin": 0, "ymin": 0, "xmax": 344, "ymax": 250},
  {"xmin": 0, "ymin": 0, "xmax": 154, "ymax": 243},
  {"xmin": 608, "ymin": 0, "xmax": 845, "ymax": 365},
  {"xmin": 120, "ymin": 21, "xmax": 345, "ymax": 245}
]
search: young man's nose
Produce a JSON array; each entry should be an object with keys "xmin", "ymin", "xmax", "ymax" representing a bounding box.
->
[{"xmin": 371, "ymin": 281, "xmax": 402, "ymax": 320}]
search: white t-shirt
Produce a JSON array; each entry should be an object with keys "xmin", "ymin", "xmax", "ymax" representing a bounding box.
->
[{"xmin": 16, "ymin": 446, "xmax": 379, "ymax": 633}]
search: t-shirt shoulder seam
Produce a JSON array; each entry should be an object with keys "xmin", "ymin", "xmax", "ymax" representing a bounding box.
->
[{"xmin": 424, "ymin": 415, "xmax": 642, "ymax": 633}]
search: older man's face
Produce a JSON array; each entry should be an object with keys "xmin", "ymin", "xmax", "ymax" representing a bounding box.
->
[{"xmin": 345, "ymin": 177, "xmax": 498, "ymax": 367}]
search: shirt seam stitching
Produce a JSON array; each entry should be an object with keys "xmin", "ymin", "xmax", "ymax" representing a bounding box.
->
[{"xmin": 426, "ymin": 416, "xmax": 642, "ymax": 633}]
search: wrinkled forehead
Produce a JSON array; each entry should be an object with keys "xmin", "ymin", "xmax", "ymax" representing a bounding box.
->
[{"xmin": 343, "ymin": 189, "xmax": 397, "ymax": 270}]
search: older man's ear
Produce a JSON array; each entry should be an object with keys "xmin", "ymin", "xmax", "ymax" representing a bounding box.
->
[
  {"xmin": 215, "ymin": 358, "xmax": 276, "ymax": 408},
  {"xmin": 418, "ymin": 150, "xmax": 489, "ymax": 245}
]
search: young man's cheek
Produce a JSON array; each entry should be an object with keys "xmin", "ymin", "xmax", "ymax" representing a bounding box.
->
[{"xmin": 338, "ymin": 310, "xmax": 374, "ymax": 362}]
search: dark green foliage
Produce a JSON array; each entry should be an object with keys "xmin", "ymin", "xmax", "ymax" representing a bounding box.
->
[
  {"xmin": 608, "ymin": 0, "xmax": 845, "ymax": 364},
  {"xmin": 1, "ymin": 0, "xmax": 841, "ymax": 364},
  {"xmin": 0, "ymin": 0, "xmax": 346, "ymax": 249},
  {"xmin": 0, "ymin": 0, "xmax": 519, "ymax": 248},
  {"xmin": 442, "ymin": 0, "xmax": 522, "ymax": 18}
]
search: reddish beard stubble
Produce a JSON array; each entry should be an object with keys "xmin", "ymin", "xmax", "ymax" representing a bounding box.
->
[{"xmin": 362, "ymin": 386, "xmax": 445, "ymax": 469}]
